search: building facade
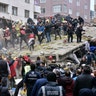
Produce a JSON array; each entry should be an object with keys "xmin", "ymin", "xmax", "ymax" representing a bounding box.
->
[
  {"xmin": 0, "ymin": 0, "xmax": 41, "ymax": 23},
  {"xmin": 36, "ymin": 0, "xmax": 90, "ymax": 22}
]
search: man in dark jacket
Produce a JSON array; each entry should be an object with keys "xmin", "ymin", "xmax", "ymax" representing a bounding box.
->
[
  {"xmin": 0, "ymin": 75, "xmax": 10, "ymax": 96},
  {"xmin": 31, "ymin": 71, "xmax": 49, "ymax": 96},
  {"xmin": 67, "ymin": 23, "xmax": 74, "ymax": 43},
  {"xmin": 0, "ymin": 56, "xmax": 10, "ymax": 87},
  {"xmin": 38, "ymin": 72, "xmax": 65, "ymax": 96},
  {"xmin": 78, "ymin": 16, "xmax": 84, "ymax": 26},
  {"xmin": 78, "ymin": 88, "xmax": 93, "ymax": 96},
  {"xmin": 24, "ymin": 64, "xmax": 41, "ymax": 96},
  {"xmin": 73, "ymin": 65, "xmax": 93, "ymax": 96},
  {"xmin": 54, "ymin": 22, "xmax": 62, "ymax": 40},
  {"xmin": 20, "ymin": 26, "xmax": 29, "ymax": 50},
  {"xmin": 75, "ymin": 25, "xmax": 85, "ymax": 43},
  {"xmin": 92, "ymin": 70, "xmax": 96, "ymax": 96}
]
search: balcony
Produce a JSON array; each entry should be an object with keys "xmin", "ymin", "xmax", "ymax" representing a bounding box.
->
[{"xmin": 34, "ymin": 5, "xmax": 41, "ymax": 13}]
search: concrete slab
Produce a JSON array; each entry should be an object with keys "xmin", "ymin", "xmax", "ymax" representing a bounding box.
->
[{"xmin": 1, "ymin": 26, "xmax": 96, "ymax": 61}]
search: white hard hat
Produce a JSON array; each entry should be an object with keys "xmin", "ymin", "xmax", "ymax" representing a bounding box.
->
[
  {"xmin": 67, "ymin": 62, "xmax": 71, "ymax": 66},
  {"xmin": 82, "ymin": 64, "xmax": 86, "ymax": 67},
  {"xmin": 40, "ymin": 51, "xmax": 44, "ymax": 55}
]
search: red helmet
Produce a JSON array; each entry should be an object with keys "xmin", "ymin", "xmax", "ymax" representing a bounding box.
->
[{"xmin": 48, "ymin": 55, "xmax": 53, "ymax": 60}]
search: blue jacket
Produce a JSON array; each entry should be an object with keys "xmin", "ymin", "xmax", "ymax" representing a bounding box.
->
[
  {"xmin": 31, "ymin": 78, "xmax": 48, "ymax": 96},
  {"xmin": 37, "ymin": 26, "xmax": 45, "ymax": 32}
]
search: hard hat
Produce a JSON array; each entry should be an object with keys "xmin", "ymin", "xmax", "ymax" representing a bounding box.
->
[
  {"xmin": 40, "ymin": 51, "xmax": 44, "ymax": 55},
  {"xmin": 48, "ymin": 55, "xmax": 53, "ymax": 60}
]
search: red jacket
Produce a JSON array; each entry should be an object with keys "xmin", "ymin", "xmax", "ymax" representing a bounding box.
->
[
  {"xmin": 8, "ymin": 60, "xmax": 16, "ymax": 78},
  {"xmin": 58, "ymin": 76, "xmax": 74, "ymax": 96}
]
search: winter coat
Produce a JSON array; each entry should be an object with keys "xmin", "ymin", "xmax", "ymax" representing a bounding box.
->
[
  {"xmin": 73, "ymin": 74, "xmax": 93, "ymax": 96},
  {"xmin": 92, "ymin": 77, "xmax": 96, "ymax": 96},
  {"xmin": 58, "ymin": 76, "xmax": 74, "ymax": 96},
  {"xmin": 45, "ymin": 24, "xmax": 52, "ymax": 33},
  {"xmin": 0, "ymin": 60, "xmax": 9, "ymax": 77},
  {"xmin": 67, "ymin": 26, "xmax": 74, "ymax": 35},
  {"xmin": 0, "ymin": 84, "xmax": 10, "ymax": 96},
  {"xmin": 37, "ymin": 26, "xmax": 45, "ymax": 33},
  {"xmin": 9, "ymin": 60, "xmax": 16, "ymax": 78},
  {"xmin": 31, "ymin": 78, "xmax": 48, "ymax": 96},
  {"xmin": 75, "ymin": 26, "xmax": 84, "ymax": 36},
  {"xmin": 78, "ymin": 88, "xmax": 93, "ymax": 96}
]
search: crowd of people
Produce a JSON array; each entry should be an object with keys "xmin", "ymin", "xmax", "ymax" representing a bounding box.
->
[
  {"xmin": 0, "ymin": 14, "xmax": 85, "ymax": 51},
  {"xmin": 0, "ymin": 48, "xmax": 96, "ymax": 96},
  {"xmin": 0, "ymin": 14, "xmax": 96, "ymax": 96}
]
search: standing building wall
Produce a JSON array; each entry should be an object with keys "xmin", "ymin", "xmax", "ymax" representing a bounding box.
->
[
  {"xmin": 36, "ymin": 0, "xmax": 90, "ymax": 23},
  {"xmin": 0, "ymin": 0, "xmax": 40, "ymax": 23}
]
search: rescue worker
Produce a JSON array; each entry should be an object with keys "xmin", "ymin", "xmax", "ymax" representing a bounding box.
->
[
  {"xmin": 67, "ymin": 23, "xmax": 74, "ymax": 43},
  {"xmin": 38, "ymin": 72, "xmax": 65, "ymax": 96},
  {"xmin": 3, "ymin": 27, "xmax": 11, "ymax": 48},
  {"xmin": 24, "ymin": 64, "xmax": 41, "ymax": 96},
  {"xmin": 75, "ymin": 24, "xmax": 85, "ymax": 43},
  {"xmin": 19, "ymin": 26, "xmax": 29, "ymax": 50}
]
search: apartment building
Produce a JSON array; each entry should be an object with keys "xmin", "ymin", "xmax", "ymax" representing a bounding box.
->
[
  {"xmin": 0, "ymin": 0, "xmax": 41, "ymax": 23},
  {"xmin": 36, "ymin": 0, "xmax": 90, "ymax": 22}
]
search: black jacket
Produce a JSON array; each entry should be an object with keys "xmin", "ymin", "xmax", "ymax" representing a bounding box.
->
[
  {"xmin": 76, "ymin": 26, "xmax": 85, "ymax": 36},
  {"xmin": 24, "ymin": 71, "xmax": 41, "ymax": 88},
  {"xmin": 67, "ymin": 26, "xmax": 74, "ymax": 35},
  {"xmin": 45, "ymin": 24, "xmax": 52, "ymax": 33},
  {"xmin": 0, "ymin": 60, "xmax": 9, "ymax": 77},
  {"xmin": 0, "ymin": 84, "xmax": 10, "ymax": 96},
  {"xmin": 73, "ymin": 74, "xmax": 93, "ymax": 96}
]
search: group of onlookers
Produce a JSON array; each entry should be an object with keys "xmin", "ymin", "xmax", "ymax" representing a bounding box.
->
[{"xmin": 0, "ymin": 47, "xmax": 96, "ymax": 96}]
